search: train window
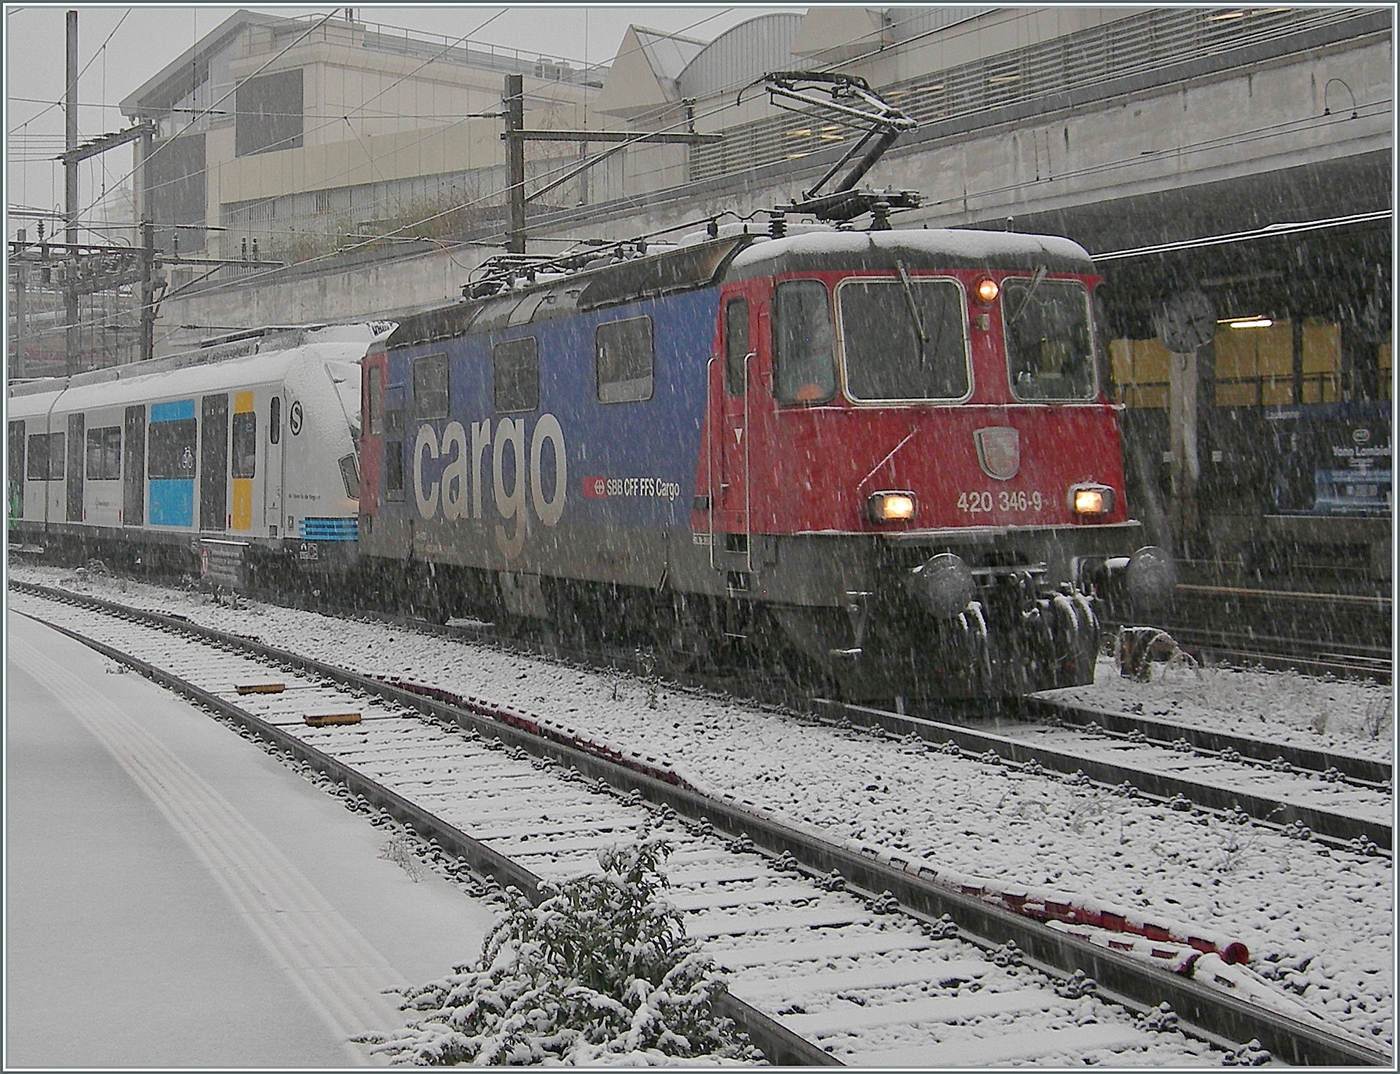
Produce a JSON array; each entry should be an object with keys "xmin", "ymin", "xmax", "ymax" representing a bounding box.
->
[
  {"xmin": 773, "ymin": 280, "xmax": 836, "ymax": 405},
  {"xmin": 384, "ymin": 441, "xmax": 405, "ymax": 500},
  {"xmin": 25, "ymin": 432, "xmax": 64, "ymax": 481},
  {"xmin": 85, "ymin": 427, "xmax": 122, "ymax": 480},
  {"xmin": 367, "ymin": 370, "xmax": 383, "ymax": 436},
  {"xmin": 338, "ymin": 453, "xmax": 359, "ymax": 500},
  {"xmin": 270, "ymin": 397, "xmax": 282, "ymax": 445},
  {"xmin": 384, "ymin": 385, "xmax": 406, "ymax": 434},
  {"xmin": 232, "ymin": 411, "xmax": 257, "ymax": 478},
  {"xmin": 596, "ymin": 317, "xmax": 654, "ymax": 404},
  {"xmin": 414, "ymin": 353, "xmax": 450, "ymax": 418},
  {"xmin": 147, "ymin": 419, "xmax": 197, "ymax": 479},
  {"xmin": 725, "ymin": 298, "xmax": 749, "ymax": 396},
  {"xmin": 494, "ymin": 337, "xmax": 539, "ymax": 413},
  {"xmin": 839, "ymin": 277, "xmax": 969, "ymax": 402},
  {"xmin": 1003, "ymin": 278, "xmax": 1097, "ymax": 401}
]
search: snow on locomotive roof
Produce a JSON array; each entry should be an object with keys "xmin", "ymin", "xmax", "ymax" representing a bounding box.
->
[
  {"xmin": 384, "ymin": 225, "xmax": 1097, "ymax": 351},
  {"xmin": 6, "ymin": 323, "xmax": 380, "ymax": 414},
  {"xmin": 726, "ymin": 227, "xmax": 1096, "ymax": 278}
]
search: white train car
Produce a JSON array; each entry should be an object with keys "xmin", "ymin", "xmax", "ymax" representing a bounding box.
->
[{"xmin": 7, "ymin": 324, "xmax": 383, "ymax": 585}]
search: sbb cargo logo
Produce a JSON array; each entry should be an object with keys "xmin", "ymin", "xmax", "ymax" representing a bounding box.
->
[{"xmin": 582, "ymin": 475, "xmax": 682, "ymax": 500}]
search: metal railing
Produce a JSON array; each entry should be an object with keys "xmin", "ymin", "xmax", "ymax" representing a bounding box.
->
[
  {"xmin": 691, "ymin": 7, "xmax": 1379, "ymax": 181},
  {"xmin": 249, "ymin": 12, "xmax": 607, "ymax": 87}
]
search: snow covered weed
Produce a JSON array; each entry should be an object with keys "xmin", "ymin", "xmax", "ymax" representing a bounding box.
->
[
  {"xmin": 380, "ymin": 837, "xmax": 424, "ymax": 882},
  {"xmin": 1355, "ymin": 693, "xmax": 1392, "ymax": 740},
  {"xmin": 359, "ymin": 837, "xmax": 760, "ymax": 1065}
]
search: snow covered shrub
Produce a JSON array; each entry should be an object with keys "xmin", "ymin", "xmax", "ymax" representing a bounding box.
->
[{"xmin": 360, "ymin": 838, "xmax": 759, "ymax": 1065}]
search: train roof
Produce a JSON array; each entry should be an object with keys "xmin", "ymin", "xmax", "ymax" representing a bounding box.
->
[
  {"xmin": 724, "ymin": 228, "xmax": 1097, "ymax": 280},
  {"xmin": 386, "ymin": 226, "xmax": 1097, "ymax": 351},
  {"xmin": 6, "ymin": 324, "xmax": 378, "ymax": 417},
  {"xmin": 387, "ymin": 236, "xmax": 753, "ymax": 351}
]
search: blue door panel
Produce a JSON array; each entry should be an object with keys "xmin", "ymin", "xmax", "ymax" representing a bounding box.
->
[{"xmin": 149, "ymin": 479, "xmax": 194, "ymax": 527}]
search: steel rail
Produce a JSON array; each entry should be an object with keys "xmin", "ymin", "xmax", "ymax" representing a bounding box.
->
[
  {"xmin": 1018, "ymin": 696, "xmax": 1392, "ymax": 786},
  {"xmin": 814, "ymin": 698, "xmax": 1390, "ymax": 852}
]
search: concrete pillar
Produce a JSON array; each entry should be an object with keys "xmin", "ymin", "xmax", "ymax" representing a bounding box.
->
[{"xmin": 1168, "ymin": 348, "xmax": 1200, "ymax": 550}]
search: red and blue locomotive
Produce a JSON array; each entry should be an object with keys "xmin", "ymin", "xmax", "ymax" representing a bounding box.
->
[{"xmin": 357, "ymin": 223, "xmax": 1169, "ymax": 701}]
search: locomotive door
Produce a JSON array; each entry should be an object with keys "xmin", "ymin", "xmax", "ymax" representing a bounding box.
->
[
  {"xmin": 122, "ymin": 406, "xmax": 144, "ymax": 526},
  {"xmin": 200, "ymin": 394, "xmax": 228, "ymax": 532},
  {"xmin": 714, "ymin": 296, "xmax": 752, "ymax": 569}
]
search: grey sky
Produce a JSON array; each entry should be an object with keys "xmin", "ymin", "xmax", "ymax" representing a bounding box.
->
[{"xmin": 4, "ymin": 4, "xmax": 805, "ymax": 230}]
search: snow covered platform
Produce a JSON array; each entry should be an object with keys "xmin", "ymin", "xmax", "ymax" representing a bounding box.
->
[{"xmin": 5, "ymin": 610, "xmax": 497, "ymax": 1067}]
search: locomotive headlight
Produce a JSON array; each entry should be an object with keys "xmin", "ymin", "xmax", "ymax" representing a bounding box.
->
[
  {"xmin": 1070, "ymin": 484, "xmax": 1115, "ymax": 517},
  {"xmin": 974, "ymin": 277, "xmax": 999, "ymax": 304},
  {"xmin": 868, "ymin": 491, "xmax": 916, "ymax": 524}
]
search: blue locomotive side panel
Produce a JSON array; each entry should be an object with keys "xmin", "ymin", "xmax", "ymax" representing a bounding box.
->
[
  {"xmin": 385, "ymin": 288, "xmax": 720, "ymax": 561},
  {"xmin": 147, "ymin": 399, "xmax": 197, "ymax": 528}
]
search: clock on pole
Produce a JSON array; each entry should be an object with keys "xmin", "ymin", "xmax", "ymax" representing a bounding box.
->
[{"xmin": 1153, "ymin": 290, "xmax": 1217, "ymax": 353}]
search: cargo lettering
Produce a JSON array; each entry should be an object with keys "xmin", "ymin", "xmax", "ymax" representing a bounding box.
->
[{"xmin": 413, "ymin": 414, "xmax": 567, "ymax": 557}]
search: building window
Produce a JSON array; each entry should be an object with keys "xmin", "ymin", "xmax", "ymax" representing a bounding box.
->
[
  {"xmin": 596, "ymin": 317, "xmax": 654, "ymax": 403},
  {"xmin": 235, "ymin": 68, "xmax": 304, "ymax": 157},
  {"xmin": 494, "ymin": 337, "xmax": 539, "ymax": 412}
]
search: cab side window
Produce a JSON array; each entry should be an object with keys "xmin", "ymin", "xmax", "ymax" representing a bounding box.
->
[
  {"xmin": 773, "ymin": 280, "xmax": 836, "ymax": 405},
  {"xmin": 724, "ymin": 297, "xmax": 749, "ymax": 397}
]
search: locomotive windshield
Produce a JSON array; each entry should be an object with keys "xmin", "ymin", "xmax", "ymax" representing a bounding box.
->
[
  {"xmin": 1002, "ymin": 277, "xmax": 1097, "ymax": 400},
  {"xmin": 838, "ymin": 276, "xmax": 970, "ymax": 401}
]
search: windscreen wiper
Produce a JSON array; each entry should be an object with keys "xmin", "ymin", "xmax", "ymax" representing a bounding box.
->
[
  {"xmin": 895, "ymin": 259, "xmax": 928, "ymax": 368},
  {"xmin": 1008, "ymin": 265, "xmax": 1048, "ymax": 325}
]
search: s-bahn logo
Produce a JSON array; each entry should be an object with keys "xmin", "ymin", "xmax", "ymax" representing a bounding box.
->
[
  {"xmin": 412, "ymin": 414, "xmax": 568, "ymax": 559},
  {"xmin": 974, "ymin": 426, "xmax": 1020, "ymax": 481}
]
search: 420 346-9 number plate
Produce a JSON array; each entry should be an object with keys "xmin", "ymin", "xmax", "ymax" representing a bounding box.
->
[{"xmin": 956, "ymin": 489, "xmax": 1048, "ymax": 514}]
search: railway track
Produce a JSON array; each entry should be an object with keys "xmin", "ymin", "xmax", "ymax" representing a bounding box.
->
[
  {"xmin": 831, "ymin": 697, "xmax": 1392, "ymax": 852},
  {"xmin": 9, "ymin": 579, "xmax": 1392, "ymax": 1067},
  {"xmin": 1108, "ymin": 582, "xmax": 1392, "ymax": 682}
]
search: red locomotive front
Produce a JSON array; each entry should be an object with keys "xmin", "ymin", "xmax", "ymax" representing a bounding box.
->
[{"xmin": 697, "ymin": 229, "xmax": 1170, "ymax": 700}]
